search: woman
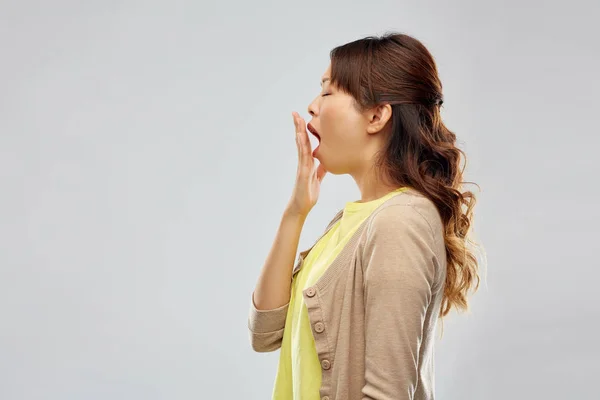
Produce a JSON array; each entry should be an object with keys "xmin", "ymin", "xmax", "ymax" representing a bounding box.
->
[{"xmin": 248, "ymin": 32, "xmax": 481, "ymax": 400}]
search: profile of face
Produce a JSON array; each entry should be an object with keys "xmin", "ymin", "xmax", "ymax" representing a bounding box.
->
[{"xmin": 307, "ymin": 64, "xmax": 392, "ymax": 176}]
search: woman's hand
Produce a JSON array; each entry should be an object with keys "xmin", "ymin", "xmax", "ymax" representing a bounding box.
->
[{"xmin": 286, "ymin": 112, "xmax": 327, "ymax": 218}]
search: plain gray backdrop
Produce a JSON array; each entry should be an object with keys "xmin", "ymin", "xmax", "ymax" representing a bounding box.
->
[{"xmin": 1, "ymin": 0, "xmax": 598, "ymax": 399}]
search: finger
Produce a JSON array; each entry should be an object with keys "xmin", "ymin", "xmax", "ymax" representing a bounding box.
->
[
  {"xmin": 316, "ymin": 162, "xmax": 328, "ymax": 183},
  {"xmin": 293, "ymin": 113, "xmax": 302, "ymax": 162},
  {"xmin": 293, "ymin": 113, "xmax": 308, "ymax": 169},
  {"xmin": 296, "ymin": 114, "xmax": 312, "ymax": 164}
]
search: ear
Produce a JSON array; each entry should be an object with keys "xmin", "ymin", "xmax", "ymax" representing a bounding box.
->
[{"xmin": 365, "ymin": 103, "xmax": 392, "ymax": 135}]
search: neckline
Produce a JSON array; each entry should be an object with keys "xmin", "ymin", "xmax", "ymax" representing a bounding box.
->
[
  {"xmin": 292, "ymin": 187, "xmax": 413, "ymax": 278},
  {"xmin": 344, "ymin": 187, "xmax": 407, "ymax": 212}
]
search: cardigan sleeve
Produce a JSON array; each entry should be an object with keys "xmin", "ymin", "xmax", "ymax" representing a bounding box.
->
[
  {"xmin": 361, "ymin": 204, "xmax": 438, "ymax": 400},
  {"xmin": 247, "ymin": 211, "xmax": 342, "ymax": 354},
  {"xmin": 247, "ymin": 292, "xmax": 289, "ymax": 352}
]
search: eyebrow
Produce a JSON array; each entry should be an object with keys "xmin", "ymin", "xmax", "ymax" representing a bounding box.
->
[{"xmin": 320, "ymin": 78, "xmax": 330, "ymax": 87}]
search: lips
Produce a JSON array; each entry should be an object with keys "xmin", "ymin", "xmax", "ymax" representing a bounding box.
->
[
  {"xmin": 307, "ymin": 123, "xmax": 321, "ymax": 142},
  {"xmin": 307, "ymin": 123, "xmax": 321, "ymax": 158}
]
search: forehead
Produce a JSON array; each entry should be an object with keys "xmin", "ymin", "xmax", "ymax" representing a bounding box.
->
[{"xmin": 322, "ymin": 63, "xmax": 331, "ymax": 79}]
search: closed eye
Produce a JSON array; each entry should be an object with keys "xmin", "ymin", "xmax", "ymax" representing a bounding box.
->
[{"xmin": 321, "ymin": 93, "xmax": 331, "ymax": 97}]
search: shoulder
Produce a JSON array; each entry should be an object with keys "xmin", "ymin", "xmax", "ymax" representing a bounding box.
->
[
  {"xmin": 358, "ymin": 189, "xmax": 445, "ymax": 288},
  {"xmin": 366, "ymin": 188, "xmax": 443, "ymax": 247}
]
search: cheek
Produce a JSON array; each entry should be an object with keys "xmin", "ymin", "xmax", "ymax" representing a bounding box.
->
[{"xmin": 321, "ymin": 101, "xmax": 363, "ymax": 147}]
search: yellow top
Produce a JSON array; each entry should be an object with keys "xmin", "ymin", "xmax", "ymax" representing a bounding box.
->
[{"xmin": 272, "ymin": 187, "xmax": 408, "ymax": 399}]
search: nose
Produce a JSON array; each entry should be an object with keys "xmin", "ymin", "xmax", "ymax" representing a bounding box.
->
[{"xmin": 307, "ymin": 95, "xmax": 319, "ymax": 117}]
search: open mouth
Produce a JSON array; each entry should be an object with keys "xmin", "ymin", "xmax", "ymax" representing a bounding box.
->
[
  {"xmin": 307, "ymin": 123, "xmax": 321, "ymax": 142},
  {"xmin": 307, "ymin": 123, "xmax": 321, "ymax": 157}
]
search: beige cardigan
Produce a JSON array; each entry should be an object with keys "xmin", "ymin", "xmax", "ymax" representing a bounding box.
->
[{"xmin": 248, "ymin": 189, "xmax": 447, "ymax": 400}]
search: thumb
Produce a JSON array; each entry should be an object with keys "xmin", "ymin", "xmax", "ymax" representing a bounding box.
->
[{"xmin": 316, "ymin": 162, "xmax": 328, "ymax": 183}]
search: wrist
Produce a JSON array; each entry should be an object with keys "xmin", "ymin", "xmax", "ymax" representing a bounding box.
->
[{"xmin": 283, "ymin": 206, "xmax": 308, "ymax": 223}]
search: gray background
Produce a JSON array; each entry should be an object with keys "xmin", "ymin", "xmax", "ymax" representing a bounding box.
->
[{"xmin": 1, "ymin": 0, "xmax": 598, "ymax": 399}]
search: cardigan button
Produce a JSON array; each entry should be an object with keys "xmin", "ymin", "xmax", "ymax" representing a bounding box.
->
[
  {"xmin": 314, "ymin": 322, "xmax": 325, "ymax": 333},
  {"xmin": 306, "ymin": 287, "xmax": 316, "ymax": 297},
  {"xmin": 321, "ymin": 359, "xmax": 331, "ymax": 370},
  {"xmin": 322, "ymin": 397, "xmax": 330, "ymax": 400}
]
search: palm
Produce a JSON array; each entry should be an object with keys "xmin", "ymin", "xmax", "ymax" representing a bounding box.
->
[
  {"xmin": 290, "ymin": 112, "xmax": 327, "ymax": 216},
  {"xmin": 308, "ymin": 163, "xmax": 323, "ymax": 205}
]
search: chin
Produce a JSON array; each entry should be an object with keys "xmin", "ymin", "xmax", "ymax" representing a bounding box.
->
[{"xmin": 320, "ymin": 161, "xmax": 344, "ymax": 175}]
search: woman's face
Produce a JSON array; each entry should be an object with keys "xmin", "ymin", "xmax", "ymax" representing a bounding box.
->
[{"xmin": 307, "ymin": 64, "xmax": 371, "ymax": 175}]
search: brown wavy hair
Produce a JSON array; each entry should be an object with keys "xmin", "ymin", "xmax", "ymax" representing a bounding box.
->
[{"xmin": 330, "ymin": 33, "xmax": 484, "ymax": 323}]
